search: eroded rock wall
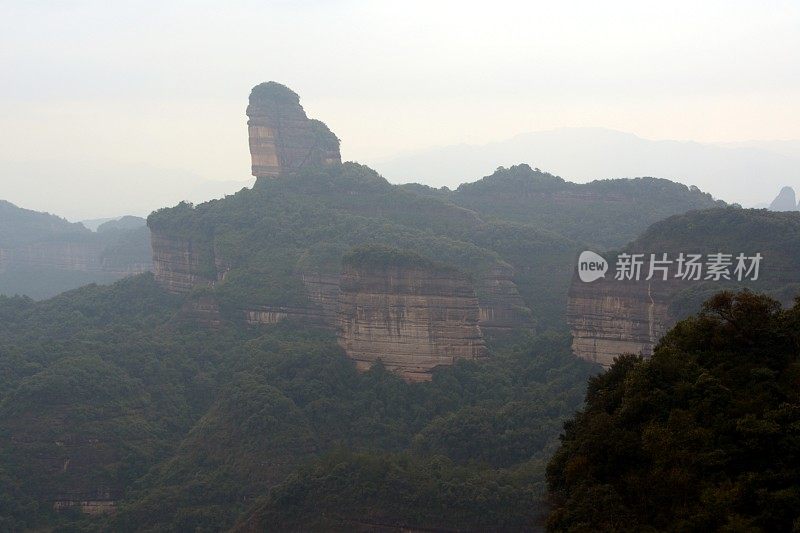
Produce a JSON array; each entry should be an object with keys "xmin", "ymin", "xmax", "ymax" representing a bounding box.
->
[
  {"xmin": 567, "ymin": 277, "xmax": 671, "ymax": 368},
  {"xmin": 150, "ymin": 232, "xmax": 213, "ymax": 294},
  {"xmin": 336, "ymin": 264, "xmax": 487, "ymax": 381}
]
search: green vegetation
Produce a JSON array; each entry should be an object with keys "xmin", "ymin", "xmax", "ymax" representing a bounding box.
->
[
  {"xmin": 547, "ymin": 291, "xmax": 800, "ymax": 531},
  {"xmin": 342, "ymin": 244, "xmax": 464, "ymax": 277},
  {"xmin": 617, "ymin": 207, "xmax": 800, "ymax": 319},
  {"xmin": 0, "ymin": 274, "xmax": 597, "ymax": 530},
  {"xmin": 4, "ymin": 160, "xmax": 788, "ymax": 530},
  {"xmin": 0, "ymin": 199, "xmax": 90, "ymax": 247},
  {"xmin": 149, "ymin": 162, "xmax": 579, "ymax": 329},
  {"xmin": 402, "ymin": 164, "xmax": 725, "ymax": 249}
]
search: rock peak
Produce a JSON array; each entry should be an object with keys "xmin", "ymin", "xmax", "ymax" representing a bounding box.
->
[
  {"xmin": 769, "ymin": 186, "xmax": 798, "ymax": 211},
  {"xmin": 246, "ymin": 81, "xmax": 341, "ymax": 179}
]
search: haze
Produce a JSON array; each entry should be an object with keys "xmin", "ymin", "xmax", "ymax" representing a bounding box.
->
[{"xmin": 1, "ymin": 0, "xmax": 799, "ymax": 219}]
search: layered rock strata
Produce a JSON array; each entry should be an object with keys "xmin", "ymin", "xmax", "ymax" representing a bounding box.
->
[
  {"xmin": 567, "ymin": 208, "xmax": 800, "ymax": 368},
  {"xmin": 247, "ymin": 82, "xmax": 341, "ymax": 179},
  {"xmin": 567, "ymin": 276, "xmax": 671, "ymax": 368},
  {"xmin": 336, "ymin": 262, "xmax": 487, "ymax": 382},
  {"xmin": 150, "ymin": 232, "xmax": 214, "ymax": 294}
]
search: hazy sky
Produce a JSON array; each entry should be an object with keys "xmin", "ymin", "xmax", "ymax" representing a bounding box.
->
[{"xmin": 1, "ymin": 1, "xmax": 799, "ymax": 217}]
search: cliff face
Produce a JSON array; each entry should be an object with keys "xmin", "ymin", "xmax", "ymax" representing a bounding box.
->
[
  {"xmin": 566, "ymin": 208, "xmax": 800, "ymax": 368},
  {"xmin": 336, "ymin": 261, "xmax": 487, "ymax": 382},
  {"xmin": 567, "ymin": 276, "xmax": 671, "ymax": 368},
  {"xmin": 149, "ymin": 83, "xmax": 543, "ymax": 380},
  {"xmin": 150, "ymin": 232, "xmax": 213, "ymax": 294},
  {"xmin": 247, "ymin": 82, "xmax": 341, "ymax": 179}
]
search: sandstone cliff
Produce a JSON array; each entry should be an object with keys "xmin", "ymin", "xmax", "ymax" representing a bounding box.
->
[
  {"xmin": 336, "ymin": 250, "xmax": 487, "ymax": 381},
  {"xmin": 567, "ymin": 274, "xmax": 671, "ymax": 368},
  {"xmin": 247, "ymin": 82, "xmax": 341, "ymax": 179},
  {"xmin": 149, "ymin": 83, "xmax": 542, "ymax": 380},
  {"xmin": 150, "ymin": 231, "xmax": 214, "ymax": 294},
  {"xmin": 567, "ymin": 208, "xmax": 800, "ymax": 368}
]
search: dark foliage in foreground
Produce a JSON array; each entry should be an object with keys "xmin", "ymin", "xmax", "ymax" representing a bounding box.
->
[{"xmin": 547, "ymin": 291, "xmax": 800, "ymax": 531}]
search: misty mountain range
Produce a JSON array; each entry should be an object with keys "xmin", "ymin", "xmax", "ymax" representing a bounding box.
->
[
  {"xmin": 370, "ymin": 128, "xmax": 800, "ymax": 207},
  {"xmin": 2, "ymin": 129, "xmax": 798, "ymax": 220}
]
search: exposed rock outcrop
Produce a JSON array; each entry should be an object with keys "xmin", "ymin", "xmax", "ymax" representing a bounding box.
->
[
  {"xmin": 301, "ymin": 271, "xmax": 341, "ymax": 324},
  {"xmin": 53, "ymin": 488, "xmax": 118, "ymax": 515},
  {"xmin": 769, "ymin": 186, "xmax": 798, "ymax": 211},
  {"xmin": 2, "ymin": 242, "xmax": 104, "ymax": 272},
  {"xmin": 150, "ymin": 232, "xmax": 213, "ymax": 294},
  {"xmin": 567, "ymin": 274, "xmax": 671, "ymax": 368},
  {"xmin": 336, "ymin": 250, "xmax": 487, "ymax": 381},
  {"xmin": 243, "ymin": 305, "xmax": 328, "ymax": 327},
  {"xmin": 567, "ymin": 208, "xmax": 800, "ymax": 368},
  {"xmin": 247, "ymin": 82, "xmax": 341, "ymax": 179}
]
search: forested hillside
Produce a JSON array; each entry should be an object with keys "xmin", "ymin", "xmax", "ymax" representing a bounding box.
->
[
  {"xmin": 402, "ymin": 164, "xmax": 725, "ymax": 249},
  {"xmin": 0, "ymin": 201, "xmax": 151, "ymax": 298},
  {"xmin": 548, "ymin": 291, "xmax": 800, "ymax": 531},
  {"xmin": 0, "ymin": 273, "xmax": 597, "ymax": 530}
]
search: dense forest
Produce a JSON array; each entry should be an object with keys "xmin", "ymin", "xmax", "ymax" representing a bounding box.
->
[
  {"xmin": 0, "ymin": 274, "xmax": 597, "ymax": 530},
  {"xmin": 2, "ymin": 161, "xmax": 797, "ymax": 531},
  {"xmin": 401, "ymin": 164, "xmax": 725, "ymax": 249},
  {"xmin": 148, "ymin": 162, "xmax": 726, "ymax": 331},
  {"xmin": 547, "ymin": 291, "xmax": 800, "ymax": 531}
]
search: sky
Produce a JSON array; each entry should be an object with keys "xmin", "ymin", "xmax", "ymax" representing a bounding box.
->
[{"xmin": 1, "ymin": 0, "xmax": 799, "ymax": 218}]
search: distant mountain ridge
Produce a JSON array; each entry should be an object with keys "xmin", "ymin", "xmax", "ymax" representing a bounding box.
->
[
  {"xmin": 0, "ymin": 200, "xmax": 152, "ymax": 298},
  {"xmin": 402, "ymin": 164, "xmax": 724, "ymax": 249},
  {"xmin": 769, "ymin": 186, "xmax": 799, "ymax": 211},
  {"xmin": 372, "ymin": 127, "xmax": 800, "ymax": 207}
]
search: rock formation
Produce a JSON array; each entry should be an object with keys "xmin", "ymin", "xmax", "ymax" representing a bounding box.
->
[
  {"xmin": 769, "ymin": 186, "xmax": 798, "ymax": 211},
  {"xmin": 149, "ymin": 232, "xmax": 213, "ymax": 294},
  {"xmin": 567, "ymin": 274, "xmax": 671, "ymax": 368},
  {"xmin": 149, "ymin": 83, "xmax": 541, "ymax": 380},
  {"xmin": 336, "ymin": 250, "xmax": 487, "ymax": 381},
  {"xmin": 566, "ymin": 208, "xmax": 800, "ymax": 368},
  {"xmin": 247, "ymin": 82, "xmax": 341, "ymax": 179}
]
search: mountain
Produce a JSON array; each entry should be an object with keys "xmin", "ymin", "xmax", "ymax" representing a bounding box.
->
[
  {"xmin": 372, "ymin": 127, "xmax": 800, "ymax": 207},
  {"xmin": 567, "ymin": 207, "xmax": 800, "ymax": 367},
  {"xmin": 402, "ymin": 164, "xmax": 724, "ymax": 249},
  {"xmin": 96, "ymin": 215, "xmax": 147, "ymax": 232},
  {"xmin": 2, "ymin": 81, "xmax": 789, "ymax": 531},
  {"xmin": 0, "ymin": 200, "xmax": 151, "ymax": 298},
  {"xmin": 549, "ymin": 292, "xmax": 800, "ymax": 531},
  {"xmin": 769, "ymin": 186, "xmax": 798, "ymax": 211},
  {"xmin": 0, "ymin": 274, "xmax": 596, "ymax": 531}
]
